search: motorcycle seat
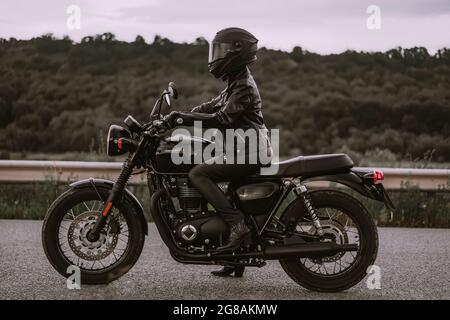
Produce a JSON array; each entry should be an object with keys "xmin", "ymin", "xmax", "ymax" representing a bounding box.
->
[{"xmin": 258, "ymin": 153, "xmax": 354, "ymax": 178}]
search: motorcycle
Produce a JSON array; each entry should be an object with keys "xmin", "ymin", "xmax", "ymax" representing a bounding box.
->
[{"xmin": 42, "ymin": 82, "xmax": 394, "ymax": 292}]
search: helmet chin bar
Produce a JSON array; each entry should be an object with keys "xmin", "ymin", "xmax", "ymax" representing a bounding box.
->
[
  {"xmin": 209, "ymin": 54, "xmax": 248, "ymax": 79},
  {"xmin": 208, "ymin": 45, "xmax": 257, "ymax": 80}
]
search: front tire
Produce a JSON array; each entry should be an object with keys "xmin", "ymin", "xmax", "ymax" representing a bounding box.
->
[
  {"xmin": 42, "ymin": 187, "xmax": 145, "ymax": 284},
  {"xmin": 279, "ymin": 190, "xmax": 378, "ymax": 292}
]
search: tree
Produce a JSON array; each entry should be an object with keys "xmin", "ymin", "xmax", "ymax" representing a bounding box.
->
[
  {"xmin": 0, "ymin": 98, "xmax": 11, "ymax": 127},
  {"xmin": 134, "ymin": 35, "xmax": 146, "ymax": 44},
  {"xmin": 290, "ymin": 46, "xmax": 304, "ymax": 62},
  {"xmin": 0, "ymin": 35, "xmax": 449, "ymax": 162}
]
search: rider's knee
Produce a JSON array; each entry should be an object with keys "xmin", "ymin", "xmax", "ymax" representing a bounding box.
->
[{"xmin": 188, "ymin": 165, "xmax": 205, "ymax": 182}]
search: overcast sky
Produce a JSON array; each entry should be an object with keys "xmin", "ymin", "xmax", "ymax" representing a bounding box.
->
[{"xmin": 1, "ymin": 0, "xmax": 449, "ymax": 54}]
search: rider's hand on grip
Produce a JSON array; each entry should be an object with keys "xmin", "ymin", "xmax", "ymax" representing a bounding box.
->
[
  {"xmin": 163, "ymin": 111, "xmax": 182, "ymax": 127},
  {"xmin": 152, "ymin": 119, "xmax": 170, "ymax": 133}
]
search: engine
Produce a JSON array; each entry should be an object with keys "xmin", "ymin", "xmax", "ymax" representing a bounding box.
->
[
  {"xmin": 177, "ymin": 178, "xmax": 203, "ymax": 213},
  {"xmin": 166, "ymin": 177, "xmax": 229, "ymax": 251}
]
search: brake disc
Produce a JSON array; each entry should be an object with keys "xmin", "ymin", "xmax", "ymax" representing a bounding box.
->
[
  {"xmin": 312, "ymin": 219, "xmax": 349, "ymax": 264},
  {"xmin": 67, "ymin": 211, "xmax": 119, "ymax": 261}
]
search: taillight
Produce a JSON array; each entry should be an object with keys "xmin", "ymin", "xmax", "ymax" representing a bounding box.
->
[
  {"xmin": 373, "ymin": 170, "xmax": 384, "ymax": 183},
  {"xmin": 362, "ymin": 170, "xmax": 384, "ymax": 184}
]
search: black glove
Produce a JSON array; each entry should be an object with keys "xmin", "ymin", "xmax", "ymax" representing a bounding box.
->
[
  {"xmin": 151, "ymin": 119, "xmax": 170, "ymax": 133},
  {"xmin": 163, "ymin": 111, "xmax": 181, "ymax": 128}
]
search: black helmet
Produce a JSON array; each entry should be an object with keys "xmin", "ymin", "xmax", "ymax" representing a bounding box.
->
[{"xmin": 208, "ymin": 27, "xmax": 258, "ymax": 79}]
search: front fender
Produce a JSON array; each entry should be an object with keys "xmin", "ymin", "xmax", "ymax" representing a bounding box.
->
[{"xmin": 69, "ymin": 178, "xmax": 148, "ymax": 235}]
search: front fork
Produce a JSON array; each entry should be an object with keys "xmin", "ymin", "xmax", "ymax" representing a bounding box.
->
[
  {"xmin": 87, "ymin": 158, "xmax": 134, "ymax": 242},
  {"xmin": 292, "ymin": 178, "xmax": 324, "ymax": 236}
]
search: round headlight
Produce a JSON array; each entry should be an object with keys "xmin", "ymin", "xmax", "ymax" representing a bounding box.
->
[{"xmin": 106, "ymin": 125, "xmax": 131, "ymax": 156}]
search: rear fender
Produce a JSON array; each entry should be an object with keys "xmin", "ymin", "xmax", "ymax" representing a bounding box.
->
[
  {"xmin": 303, "ymin": 171, "xmax": 395, "ymax": 211},
  {"xmin": 69, "ymin": 178, "xmax": 148, "ymax": 235}
]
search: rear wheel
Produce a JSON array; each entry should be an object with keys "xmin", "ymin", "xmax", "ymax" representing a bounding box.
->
[
  {"xmin": 279, "ymin": 190, "xmax": 378, "ymax": 292},
  {"xmin": 42, "ymin": 187, "xmax": 145, "ymax": 284}
]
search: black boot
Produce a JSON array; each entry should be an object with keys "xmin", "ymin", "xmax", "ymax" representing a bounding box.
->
[
  {"xmin": 211, "ymin": 265, "xmax": 245, "ymax": 277},
  {"xmin": 216, "ymin": 220, "xmax": 250, "ymax": 252}
]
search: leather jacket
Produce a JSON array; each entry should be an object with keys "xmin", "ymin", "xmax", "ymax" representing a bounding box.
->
[{"xmin": 172, "ymin": 67, "xmax": 272, "ymax": 161}]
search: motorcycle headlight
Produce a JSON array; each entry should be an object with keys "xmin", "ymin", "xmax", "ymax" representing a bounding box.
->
[{"xmin": 106, "ymin": 125, "xmax": 131, "ymax": 156}]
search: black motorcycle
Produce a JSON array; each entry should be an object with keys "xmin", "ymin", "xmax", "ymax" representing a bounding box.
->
[{"xmin": 42, "ymin": 82, "xmax": 394, "ymax": 292}]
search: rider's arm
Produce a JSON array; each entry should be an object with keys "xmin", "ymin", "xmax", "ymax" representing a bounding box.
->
[
  {"xmin": 174, "ymin": 88, "xmax": 251, "ymax": 128},
  {"xmin": 190, "ymin": 94, "xmax": 222, "ymax": 113}
]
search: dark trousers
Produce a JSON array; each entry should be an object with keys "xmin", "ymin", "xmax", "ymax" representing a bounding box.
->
[{"xmin": 188, "ymin": 163, "xmax": 261, "ymax": 224}]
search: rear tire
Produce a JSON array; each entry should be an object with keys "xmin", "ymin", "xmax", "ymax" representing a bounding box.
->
[
  {"xmin": 279, "ymin": 190, "xmax": 378, "ymax": 292},
  {"xmin": 42, "ymin": 187, "xmax": 145, "ymax": 284}
]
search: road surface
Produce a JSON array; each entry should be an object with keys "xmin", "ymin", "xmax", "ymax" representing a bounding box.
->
[{"xmin": 0, "ymin": 220, "xmax": 448, "ymax": 300}]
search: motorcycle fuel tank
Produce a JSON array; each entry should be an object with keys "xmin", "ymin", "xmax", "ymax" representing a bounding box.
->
[{"xmin": 154, "ymin": 134, "xmax": 214, "ymax": 173}]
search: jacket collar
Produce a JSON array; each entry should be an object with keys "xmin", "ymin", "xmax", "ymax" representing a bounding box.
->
[{"xmin": 225, "ymin": 67, "xmax": 249, "ymax": 93}]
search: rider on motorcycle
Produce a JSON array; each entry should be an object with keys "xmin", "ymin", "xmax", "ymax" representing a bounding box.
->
[{"xmin": 163, "ymin": 27, "xmax": 271, "ymax": 277}]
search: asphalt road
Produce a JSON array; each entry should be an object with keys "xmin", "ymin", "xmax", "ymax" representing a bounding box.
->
[{"xmin": 0, "ymin": 220, "xmax": 448, "ymax": 300}]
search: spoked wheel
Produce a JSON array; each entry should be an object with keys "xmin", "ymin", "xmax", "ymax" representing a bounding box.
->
[
  {"xmin": 280, "ymin": 190, "xmax": 378, "ymax": 292},
  {"xmin": 60, "ymin": 201, "xmax": 128, "ymax": 270},
  {"xmin": 42, "ymin": 187, "xmax": 145, "ymax": 284},
  {"xmin": 296, "ymin": 208, "xmax": 360, "ymax": 275}
]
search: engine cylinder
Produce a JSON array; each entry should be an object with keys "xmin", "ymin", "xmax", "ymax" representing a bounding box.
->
[{"xmin": 177, "ymin": 178, "xmax": 203, "ymax": 213}]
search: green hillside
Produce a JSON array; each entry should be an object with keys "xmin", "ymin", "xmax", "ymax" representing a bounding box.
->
[{"xmin": 0, "ymin": 33, "xmax": 449, "ymax": 162}]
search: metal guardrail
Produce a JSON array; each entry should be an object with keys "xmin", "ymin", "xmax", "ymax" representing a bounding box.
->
[{"xmin": 0, "ymin": 160, "xmax": 449, "ymax": 190}]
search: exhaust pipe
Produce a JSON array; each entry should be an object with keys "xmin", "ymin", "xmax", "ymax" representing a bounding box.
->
[
  {"xmin": 215, "ymin": 242, "xmax": 358, "ymax": 260},
  {"xmin": 263, "ymin": 242, "xmax": 358, "ymax": 259}
]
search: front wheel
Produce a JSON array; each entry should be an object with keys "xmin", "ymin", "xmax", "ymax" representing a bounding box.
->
[
  {"xmin": 279, "ymin": 190, "xmax": 378, "ymax": 292},
  {"xmin": 42, "ymin": 187, "xmax": 145, "ymax": 284}
]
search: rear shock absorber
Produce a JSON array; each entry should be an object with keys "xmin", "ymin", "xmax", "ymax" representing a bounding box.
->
[{"xmin": 292, "ymin": 179, "xmax": 324, "ymax": 236}]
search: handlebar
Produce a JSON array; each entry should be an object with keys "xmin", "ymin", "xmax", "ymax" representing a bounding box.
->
[{"xmin": 141, "ymin": 119, "xmax": 170, "ymax": 138}]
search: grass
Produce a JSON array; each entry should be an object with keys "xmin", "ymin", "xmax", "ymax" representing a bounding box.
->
[
  {"xmin": 0, "ymin": 177, "xmax": 448, "ymax": 228},
  {"xmin": 352, "ymin": 184, "xmax": 450, "ymax": 228},
  {"xmin": 0, "ymin": 179, "xmax": 153, "ymax": 221}
]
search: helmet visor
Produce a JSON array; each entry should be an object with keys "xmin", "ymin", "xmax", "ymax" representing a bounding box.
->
[{"xmin": 208, "ymin": 42, "xmax": 236, "ymax": 64}]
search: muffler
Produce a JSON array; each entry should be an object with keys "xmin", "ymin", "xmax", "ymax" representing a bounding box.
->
[{"xmin": 263, "ymin": 242, "xmax": 358, "ymax": 259}]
